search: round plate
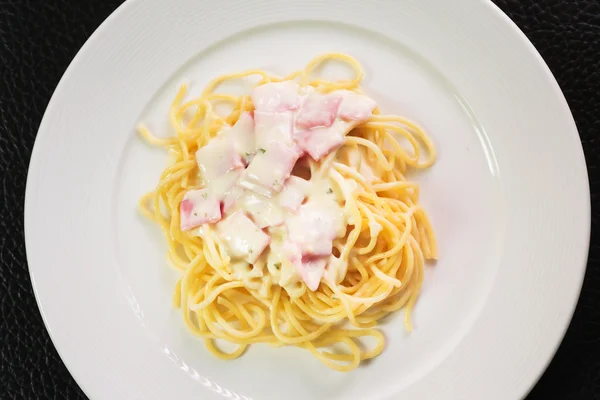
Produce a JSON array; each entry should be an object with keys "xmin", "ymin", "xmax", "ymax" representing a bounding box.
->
[{"xmin": 25, "ymin": 0, "xmax": 590, "ymax": 399}]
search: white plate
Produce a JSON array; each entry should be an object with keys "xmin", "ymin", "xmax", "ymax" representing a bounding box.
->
[{"xmin": 25, "ymin": 0, "xmax": 590, "ymax": 399}]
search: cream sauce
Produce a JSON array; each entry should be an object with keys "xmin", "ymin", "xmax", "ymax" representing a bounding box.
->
[{"xmin": 182, "ymin": 81, "xmax": 377, "ymax": 291}]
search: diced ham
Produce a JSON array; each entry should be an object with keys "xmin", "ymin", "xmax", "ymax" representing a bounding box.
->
[
  {"xmin": 293, "ymin": 91, "xmax": 376, "ymax": 160},
  {"xmin": 281, "ymin": 241, "xmax": 327, "ymax": 291},
  {"xmin": 278, "ymin": 176, "xmax": 310, "ymax": 212},
  {"xmin": 282, "ymin": 240, "xmax": 302, "ymax": 265},
  {"xmin": 294, "ymin": 125, "xmax": 346, "ymax": 161},
  {"xmin": 295, "ymin": 93, "xmax": 342, "ymax": 130},
  {"xmin": 228, "ymin": 112, "xmax": 255, "ymax": 161},
  {"xmin": 209, "ymin": 170, "xmax": 241, "ymax": 198},
  {"xmin": 251, "ymin": 81, "xmax": 301, "ymax": 112},
  {"xmin": 195, "ymin": 136, "xmax": 244, "ymax": 182},
  {"xmin": 180, "ymin": 189, "xmax": 221, "ymax": 231},
  {"xmin": 222, "ymin": 186, "xmax": 244, "ymax": 213},
  {"xmin": 286, "ymin": 200, "xmax": 345, "ymax": 257},
  {"xmin": 338, "ymin": 91, "xmax": 377, "ymax": 122},
  {"xmin": 216, "ymin": 212, "xmax": 270, "ymax": 264},
  {"xmin": 242, "ymin": 193, "xmax": 285, "ymax": 228},
  {"xmin": 238, "ymin": 141, "xmax": 300, "ymax": 195},
  {"xmin": 298, "ymin": 256, "xmax": 328, "ymax": 291},
  {"xmin": 255, "ymin": 111, "xmax": 294, "ymax": 149}
]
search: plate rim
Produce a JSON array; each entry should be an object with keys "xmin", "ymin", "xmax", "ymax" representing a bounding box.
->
[{"xmin": 485, "ymin": 1, "xmax": 590, "ymax": 396}]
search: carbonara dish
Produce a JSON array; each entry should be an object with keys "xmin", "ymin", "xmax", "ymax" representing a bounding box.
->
[{"xmin": 138, "ymin": 53, "xmax": 437, "ymax": 371}]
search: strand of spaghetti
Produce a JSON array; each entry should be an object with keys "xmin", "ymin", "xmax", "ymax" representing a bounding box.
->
[
  {"xmin": 204, "ymin": 227, "xmax": 232, "ymax": 266},
  {"xmin": 366, "ymin": 212, "xmax": 412, "ymax": 264},
  {"xmin": 341, "ymin": 329, "xmax": 386, "ymax": 359},
  {"xmin": 270, "ymin": 288, "xmax": 332, "ymax": 344},
  {"xmin": 197, "ymin": 228, "xmax": 231, "ymax": 274},
  {"xmin": 302, "ymin": 53, "xmax": 363, "ymax": 91},
  {"xmin": 304, "ymin": 337, "xmax": 361, "ymax": 372},
  {"xmin": 195, "ymin": 273, "xmax": 225, "ymax": 304},
  {"xmin": 179, "ymin": 237, "xmax": 200, "ymax": 262},
  {"xmin": 180, "ymin": 264, "xmax": 217, "ymax": 339},
  {"xmin": 138, "ymin": 192, "xmax": 155, "ymax": 220},
  {"xmin": 237, "ymin": 303, "xmax": 268, "ymax": 331},
  {"xmin": 282, "ymin": 297, "xmax": 311, "ymax": 336},
  {"xmin": 172, "ymin": 280, "xmax": 182, "ymax": 308},
  {"xmin": 189, "ymin": 281, "xmax": 245, "ymax": 311},
  {"xmin": 372, "ymin": 265, "xmax": 403, "ymax": 288},
  {"xmin": 416, "ymin": 217, "xmax": 431, "ymax": 258},
  {"xmin": 304, "ymin": 290, "xmax": 344, "ymax": 316},
  {"xmin": 204, "ymin": 338, "xmax": 247, "ymax": 360},
  {"xmin": 215, "ymin": 297, "xmax": 253, "ymax": 328},
  {"xmin": 137, "ymin": 124, "xmax": 178, "ymax": 147},
  {"xmin": 372, "ymin": 181, "xmax": 419, "ymax": 193},
  {"xmin": 342, "ymin": 283, "xmax": 395, "ymax": 305},
  {"xmin": 414, "ymin": 207, "xmax": 438, "ymax": 259},
  {"xmin": 345, "ymin": 136, "xmax": 393, "ymax": 171},
  {"xmin": 362, "ymin": 122, "xmax": 422, "ymax": 166},
  {"xmin": 377, "ymin": 256, "xmax": 405, "ymax": 288},
  {"xmin": 339, "ymin": 258, "xmax": 370, "ymax": 294},
  {"xmin": 325, "ymin": 281, "xmax": 361, "ymax": 326},
  {"xmin": 316, "ymin": 151, "xmax": 337, "ymax": 179},
  {"xmin": 168, "ymin": 191, "xmax": 187, "ymax": 239},
  {"xmin": 350, "ymin": 261, "xmax": 401, "ymax": 302},
  {"xmin": 165, "ymin": 245, "xmax": 187, "ymax": 271},
  {"xmin": 330, "ymin": 170, "xmax": 361, "ymax": 261},
  {"xmin": 169, "ymin": 85, "xmax": 200, "ymax": 136},
  {"xmin": 305, "ymin": 339, "xmax": 361, "ymax": 363},
  {"xmin": 292, "ymin": 297, "xmax": 345, "ymax": 323},
  {"xmin": 201, "ymin": 70, "xmax": 273, "ymax": 97},
  {"xmin": 287, "ymin": 301, "xmax": 314, "ymax": 323},
  {"xmin": 403, "ymin": 236, "xmax": 425, "ymax": 328},
  {"xmin": 333, "ymin": 162, "xmax": 373, "ymax": 191},
  {"xmin": 359, "ymin": 213, "xmax": 403, "ymax": 263},
  {"xmin": 354, "ymin": 203, "xmax": 380, "ymax": 255},
  {"xmin": 212, "ymin": 306, "xmax": 266, "ymax": 339},
  {"xmin": 369, "ymin": 116, "xmax": 436, "ymax": 168}
]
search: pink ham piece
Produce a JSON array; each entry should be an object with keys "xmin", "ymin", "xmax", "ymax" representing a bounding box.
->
[
  {"xmin": 294, "ymin": 125, "xmax": 346, "ymax": 161},
  {"xmin": 287, "ymin": 200, "xmax": 345, "ymax": 257},
  {"xmin": 295, "ymin": 92, "xmax": 342, "ymax": 130},
  {"xmin": 195, "ymin": 136, "xmax": 244, "ymax": 182},
  {"xmin": 222, "ymin": 186, "xmax": 245, "ymax": 213},
  {"xmin": 238, "ymin": 141, "xmax": 300, "ymax": 195},
  {"xmin": 180, "ymin": 189, "xmax": 221, "ymax": 231},
  {"xmin": 283, "ymin": 197, "xmax": 346, "ymax": 290},
  {"xmin": 293, "ymin": 90, "xmax": 376, "ymax": 161},
  {"xmin": 279, "ymin": 176, "xmax": 310, "ymax": 212},
  {"xmin": 228, "ymin": 112, "xmax": 255, "ymax": 162},
  {"xmin": 242, "ymin": 193, "xmax": 285, "ymax": 228},
  {"xmin": 254, "ymin": 110, "xmax": 294, "ymax": 149},
  {"xmin": 338, "ymin": 90, "xmax": 377, "ymax": 121},
  {"xmin": 299, "ymin": 256, "xmax": 328, "ymax": 291},
  {"xmin": 195, "ymin": 113, "xmax": 255, "ymax": 182},
  {"xmin": 251, "ymin": 81, "xmax": 301, "ymax": 112},
  {"xmin": 216, "ymin": 212, "xmax": 270, "ymax": 264},
  {"xmin": 282, "ymin": 241, "xmax": 328, "ymax": 291}
]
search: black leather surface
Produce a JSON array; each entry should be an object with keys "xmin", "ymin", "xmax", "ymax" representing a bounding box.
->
[{"xmin": 0, "ymin": 1, "xmax": 597, "ymax": 399}]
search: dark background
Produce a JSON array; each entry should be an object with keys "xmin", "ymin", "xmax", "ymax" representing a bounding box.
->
[{"xmin": 0, "ymin": 1, "xmax": 598, "ymax": 399}]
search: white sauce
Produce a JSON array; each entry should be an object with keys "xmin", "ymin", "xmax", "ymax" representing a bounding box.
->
[{"xmin": 182, "ymin": 82, "xmax": 377, "ymax": 292}]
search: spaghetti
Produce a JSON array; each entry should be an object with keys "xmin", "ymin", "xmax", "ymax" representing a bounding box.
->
[{"xmin": 138, "ymin": 53, "xmax": 437, "ymax": 371}]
